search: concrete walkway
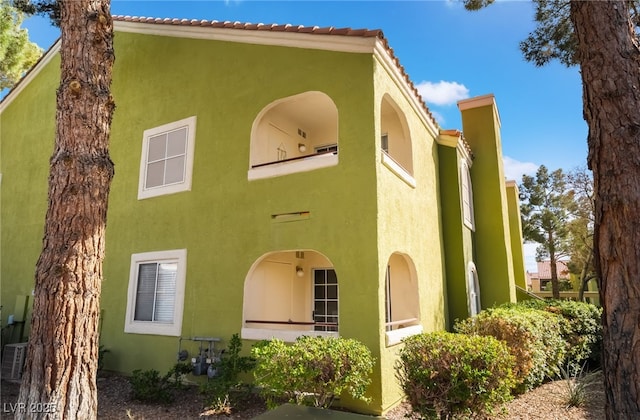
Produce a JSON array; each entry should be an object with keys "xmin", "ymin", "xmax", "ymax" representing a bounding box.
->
[{"xmin": 252, "ymin": 404, "xmax": 380, "ymax": 419}]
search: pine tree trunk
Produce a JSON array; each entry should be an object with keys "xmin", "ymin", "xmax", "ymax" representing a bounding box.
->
[
  {"xmin": 548, "ymin": 231, "xmax": 560, "ymax": 298},
  {"xmin": 577, "ymin": 252, "xmax": 593, "ymax": 302},
  {"xmin": 17, "ymin": 1, "xmax": 114, "ymax": 418},
  {"xmin": 570, "ymin": 1, "xmax": 640, "ymax": 418}
]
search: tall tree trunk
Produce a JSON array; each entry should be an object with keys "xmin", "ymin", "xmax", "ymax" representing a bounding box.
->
[
  {"xmin": 548, "ymin": 230, "xmax": 560, "ymax": 298},
  {"xmin": 17, "ymin": 1, "xmax": 114, "ymax": 418},
  {"xmin": 577, "ymin": 251, "xmax": 593, "ymax": 302},
  {"xmin": 549, "ymin": 256, "xmax": 559, "ymax": 299},
  {"xmin": 570, "ymin": 1, "xmax": 640, "ymax": 418}
]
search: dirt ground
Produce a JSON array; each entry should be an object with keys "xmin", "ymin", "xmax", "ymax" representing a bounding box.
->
[{"xmin": 1, "ymin": 371, "xmax": 605, "ymax": 419}]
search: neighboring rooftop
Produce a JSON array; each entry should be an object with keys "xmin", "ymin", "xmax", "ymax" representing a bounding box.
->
[{"xmin": 528, "ymin": 260, "xmax": 570, "ymax": 280}]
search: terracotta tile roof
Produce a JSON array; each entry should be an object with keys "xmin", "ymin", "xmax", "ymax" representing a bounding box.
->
[
  {"xmin": 535, "ymin": 260, "xmax": 570, "ymax": 279},
  {"xmin": 113, "ymin": 15, "xmax": 383, "ymax": 37},
  {"xmin": 2, "ymin": 15, "xmax": 438, "ymax": 130},
  {"xmin": 112, "ymin": 15, "xmax": 438, "ymax": 128},
  {"xmin": 439, "ymin": 129, "xmax": 462, "ymax": 137},
  {"xmin": 438, "ymin": 129, "xmax": 474, "ymax": 157}
]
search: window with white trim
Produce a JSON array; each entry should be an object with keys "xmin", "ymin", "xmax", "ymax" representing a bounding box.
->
[
  {"xmin": 125, "ymin": 249, "xmax": 187, "ymax": 336},
  {"xmin": 467, "ymin": 262, "xmax": 481, "ymax": 316},
  {"xmin": 313, "ymin": 268, "xmax": 338, "ymax": 332},
  {"xmin": 461, "ymin": 159, "xmax": 475, "ymax": 229},
  {"xmin": 138, "ymin": 116, "xmax": 196, "ymax": 199}
]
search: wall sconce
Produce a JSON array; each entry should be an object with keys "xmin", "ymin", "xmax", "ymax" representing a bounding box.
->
[
  {"xmin": 296, "ymin": 266, "xmax": 305, "ymax": 277},
  {"xmin": 298, "ymin": 143, "xmax": 307, "ymax": 153}
]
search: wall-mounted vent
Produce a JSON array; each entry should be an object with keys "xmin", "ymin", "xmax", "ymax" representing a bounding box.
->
[
  {"xmin": 315, "ymin": 144, "xmax": 338, "ymax": 154},
  {"xmin": 1, "ymin": 343, "xmax": 27, "ymax": 381},
  {"xmin": 297, "ymin": 128, "xmax": 307, "ymax": 139},
  {"xmin": 271, "ymin": 211, "xmax": 311, "ymax": 223}
]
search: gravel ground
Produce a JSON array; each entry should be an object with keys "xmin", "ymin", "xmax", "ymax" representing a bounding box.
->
[{"xmin": 1, "ymin": 371, "xmax": 605, "ymax": 419}]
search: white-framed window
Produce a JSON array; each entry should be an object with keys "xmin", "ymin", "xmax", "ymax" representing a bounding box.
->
[
  {"xmin": 138, "ymin": 116, "xmax": 196, "ymax": 200},
  {"xmin": 461, "ymin": 159, "xmax": 475, "ymax": 229},
  {"xmin": 313, "ymin": 268, "xmax": 338, "ymax": 332},
  {"xmin": 124, "ymin": 249, "xmax": 187, "ymax": 336},
  {"xmin": 467, "ymin": 262, "xmax": 481, "ymax": 317}
]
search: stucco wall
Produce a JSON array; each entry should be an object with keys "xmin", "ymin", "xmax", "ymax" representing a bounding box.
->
[
  {"xmin": 0, "ymin": 53, "xmax": 59, "ymax": 337},
  {"xmin": 373, "ymin": 56, "xmax": 447, "ymax": 413},
  {"xmin": 2, "ymin": 30, "xmax": 392, "ymax": 413},
  {"xmin": 0, "ymin": 28, "xmax": 522, "ymax": 416},
  {"xmin": 437, "ymin": 144, "xmax": 477, "ymax": 325},
  {"xmin": 458, "ymin": 96, "xmax": 517, "ymax": 306},
  {"xmin": 506, "ymin": 180, "xmax": 528, "ymax": 297},
  {"xmin": 101, "ymin": 31, "xmax": 383, "ymax": 376}
]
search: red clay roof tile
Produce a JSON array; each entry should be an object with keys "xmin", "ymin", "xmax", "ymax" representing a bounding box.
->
[
  {"xmin": 111, "ymin": 15, "xmax": 437, "ymax": 127},
  {"xmin": 2, "ymin": 15, "xmax": 438, "ymax": 129}
]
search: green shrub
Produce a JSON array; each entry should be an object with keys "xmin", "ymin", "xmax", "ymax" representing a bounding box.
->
[
  {"xmin": 251, "ymin": 336, "xmax": 374, "ymax": 408},
  {"xmin": 396, "ymin": 332, "xmax": 516, "ymax": 419},
  {"xmin": 130, "ymin": 363, "xmax": 192, "ymax": 403},
  {"xmin": 98, "ymin": 345, "xmax": 110, "ymax": 371},
  {"xmin": 516, "ymin": 299, "xmax": 602, "ymax": 367},
  {"xmin": 455, "ymin": 306, "xmax": 566, "ymax": 393},
  {"xmin": 200, "ymin": 334, "xmax": 256, "ymax": 415},
  {"xmin": 215, "ymin": 333, "xmax": 256, "ymax": 385}
]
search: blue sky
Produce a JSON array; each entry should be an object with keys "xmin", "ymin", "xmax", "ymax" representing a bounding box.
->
[
  {"xmin": 17, "ymin": 0, "xmax": 587, "ymax": 270},
  {"xmin": 19, "ymin": 0, "xmax": 588, "ymax": 179}
]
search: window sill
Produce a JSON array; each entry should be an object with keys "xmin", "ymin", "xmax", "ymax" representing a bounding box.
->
[
  {"xmin": 248, "ymin": 153, "xmax": 338, "ymax": 181},
  {"xmin": 124, "ymin": 322, "xmax": 181, "ymax": 337},
  {"xmin": 463, "ymin": 219, "xmax": 476, "ymax": 232},
  {"xmin": 385, "ymin": 324, "xmax": 423, "ymax": 347},
  {"xmin": 382, "ymin": 152, "xmax": 416, "ymax": 188},
  {"xmin": 241, "ymin": 327, "xmax": 339, "ymax": 343}
]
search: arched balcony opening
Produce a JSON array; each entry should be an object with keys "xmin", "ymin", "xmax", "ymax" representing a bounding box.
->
[
  {"xmin": 380, "ymin": 95, "xmax": 414, "ymax": 183},
  {"xmin": 242, "ymin": 250, "xmax": 339, "ymax": 342},
  {"xmin": 384, "ymin": 252, "xmax": 422, "ymax": 346},
  {"xmin": 249, "ymin": 91, "xmax": 339, "ymax": 180}
]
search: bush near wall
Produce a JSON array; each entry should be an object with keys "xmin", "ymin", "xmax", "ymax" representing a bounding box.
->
[
  {"xmin": 514, "ymin": 299, "xmax": 602, "ymax": 368},
  {"xmin": 455, "ymin": 306, "xmax": 566, "ymax": 393},
  {"xmin": 251, "ymin": 336, "xmax": 374, "ymax": 409},
  {"xmin": 396, "ymin": 332, "xmax": 516, "ymax": 419}
]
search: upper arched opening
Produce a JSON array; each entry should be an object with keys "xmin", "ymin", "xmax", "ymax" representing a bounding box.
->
[
  {"xmin": 380, "ymin": 94, "xmax": 414, "ymax": 177},
  {"xmin": 249, "ymin": 91, "xmax": 339, "ymax": 180}
]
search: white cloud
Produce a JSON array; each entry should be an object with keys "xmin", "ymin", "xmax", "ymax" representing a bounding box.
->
[
  {"xmin": 416, "ymin": 80, "xmax": 470, "ymax": 106},
  {"xmin": 429, "ymin": 109, "xmax": 446, "ymax": 126},
  {"xmin": 503, "ymin": 156, "xmax": 538, "ymax": 182}
]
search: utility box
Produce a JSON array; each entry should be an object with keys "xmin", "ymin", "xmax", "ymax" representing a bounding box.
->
[{"xmin": 1, "ymin": 342, "xmax": 28, "ymax": 381}]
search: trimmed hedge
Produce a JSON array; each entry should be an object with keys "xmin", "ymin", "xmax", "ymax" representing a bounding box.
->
[
  {"xmin": 455, "ymin": 305, "xmax": 566, "ymax": 393},
  {"xmin": 514, "ymin": 299, "xmax": 602, "ymax": 367},
  {"xmin": 251, "ymin": 336, "xmax": 374, "ymax": 408},
  {"xmin": 396, "ymin": 332, "xmax": 516, "ymax": 419}
]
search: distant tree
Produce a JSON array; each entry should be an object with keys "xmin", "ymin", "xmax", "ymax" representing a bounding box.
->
[
  {"xmin": 520, "ymin": 165, "xmax": 573, "ymax": 299},
  {"xmin": 0, "ymin": 0, "xmax": 41, "ymax": 90},
  {"xmin": 13, "ymin": 0, "xmax": 60, "ymax": 24},
  {"xmin": 565, "ymin": 167, "xmax": 596, "ymax": 301},
  {"xmin": 14, "ymin": 0, "xmax": 114, "ymax": 418},
  {"xmin": 463, "ymin": 1, "xmax": 640, "ymax": 417}
]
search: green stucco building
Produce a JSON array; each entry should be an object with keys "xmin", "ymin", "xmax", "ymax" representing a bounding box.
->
[{"xmin": 0, "ymin": 16, "xmax": 527, "ymax": 415}]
